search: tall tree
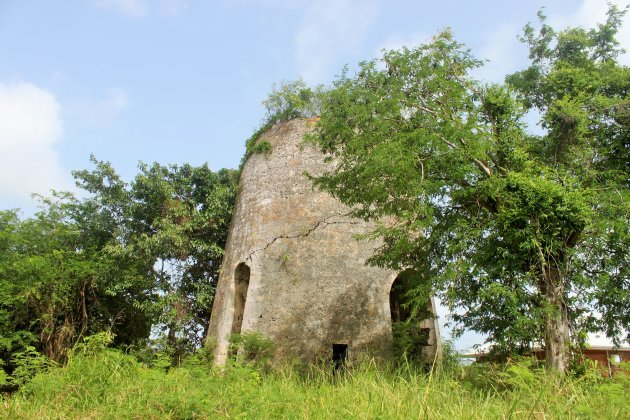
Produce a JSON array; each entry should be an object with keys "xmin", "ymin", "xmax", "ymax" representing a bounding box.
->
[
  {"xmin": 0, "ymin": 193, "xmax": 155, "ymax": 371},
  {"xmin": 0, "ymin": 158, "xmax": 238, "ymax": 376},
  {"xmin": 310, "ymin": 7, "xmax": 629, "ymax": 372},
  {"xmin": 73, "ymin": 158, "xmax": 239, "ymax": 357}
]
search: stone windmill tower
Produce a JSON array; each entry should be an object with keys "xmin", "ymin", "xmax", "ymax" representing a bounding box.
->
[{"xmin": 207, "ymin": 118, "xmax": 440, "ymax": 365}]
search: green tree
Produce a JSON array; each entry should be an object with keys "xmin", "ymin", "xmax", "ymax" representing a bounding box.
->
[
  {"xmin": 310, "ymin": 8, "xmax": 629, "ymax": 373},
  {"xmin": 73, "ymin": 158, "xmax": 239, "ymax": 359},
  {"xmin": 0, "ymin": 194, "xmax": 154, "ymax": 375},
  {"xmin": 0, "ymin": 158, "xmax": 239, "ymax": 376}
]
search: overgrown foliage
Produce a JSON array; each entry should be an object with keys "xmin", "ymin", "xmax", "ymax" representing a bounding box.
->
[
  {"xmin": 228, "ymin": 332, "xmax": 275, "ymax": 368},
  {"xmin": 310, "ymin": 6, "xmax": 629, "ymax": 372},
  {"xmin": 0, "ymin": 193, "xmax": 155, "ymax": 379},
  {"xmin": 0, "ymin": 159, "xmax": 238, "ymax": 381},
  {"xmin": 242, "ymin": 79, "xmax": 325, "ymax": 165},
  {"xmin": 1, "ymin": 334, "xmax": 628, "ymax": 419},
  {"xmin": 74, "ymin": 158, "xmax": 239, "ymax": 358}
]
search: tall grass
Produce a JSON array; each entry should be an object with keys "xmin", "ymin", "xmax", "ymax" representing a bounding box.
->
[{"xmin": 1, "ymin": 343, "xmax": 628, "ymax": 419}]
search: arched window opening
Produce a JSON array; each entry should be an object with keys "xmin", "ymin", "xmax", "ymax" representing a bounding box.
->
[
  {"xmin": 389, "ymin": 270, "xmax": 431, "ymax": 357},
  {"xmin": 389, "ymin": 276, "xmax": 411, "ymax": 324},
  {"xmin": 231, "ymin": 262, "xmax": 250, "ymax": 335}
]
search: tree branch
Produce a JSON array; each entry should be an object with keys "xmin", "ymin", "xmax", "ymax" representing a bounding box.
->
[{"xmin": 437, "ymin": 134, "xmax": 493, "ymax": 177}]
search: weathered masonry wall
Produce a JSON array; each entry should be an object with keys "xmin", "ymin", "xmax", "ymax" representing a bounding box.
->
[{"xmin": 206, "ymin": 119, "xmax": 440, "ymax": 364}]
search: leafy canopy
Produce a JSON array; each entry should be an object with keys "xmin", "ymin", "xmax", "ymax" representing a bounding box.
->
[
  {"xmin": 0, "ymin": 158, "xmax": 238, "ymax": 380},
  {"xmin": 310, "ymin": 7, "xmax": 629, "ymax": 366}
]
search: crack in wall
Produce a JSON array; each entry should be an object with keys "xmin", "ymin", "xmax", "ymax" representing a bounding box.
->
[{"xmin": 246, "ymin": 213, "xmax": 359, "ymax": 263}]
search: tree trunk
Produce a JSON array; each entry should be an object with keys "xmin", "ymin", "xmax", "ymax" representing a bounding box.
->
[
  {"xmin": 167, "ymin": 322, "xmax": 184, "ymax": 367},
  {"xmin": 543, "ymin": 264, "xmax": 571, "ymax": 373}
]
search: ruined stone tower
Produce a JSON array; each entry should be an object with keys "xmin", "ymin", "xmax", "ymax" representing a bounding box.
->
[{"xmin": 207, "ymin": 119, "xmax": 440, "ymax": 364}]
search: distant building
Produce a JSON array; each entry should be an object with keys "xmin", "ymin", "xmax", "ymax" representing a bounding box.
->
[
  {"xmin": 465, "ymin": 344, "xmax": 630, "ymax": 376},
  {"xmin": 531, "ymin": 346, "xmax": 630, "ymax": 376}
]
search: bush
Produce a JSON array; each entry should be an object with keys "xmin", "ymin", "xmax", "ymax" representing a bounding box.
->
[
  {"xmin": 0, "ymin": 367, "xmax": 9, "ymax": 387},
  {"xmin": 391, "ymin": 322, "xmax": 432, "ymax": 366},
  {"xmin": 463, "ymin": 357, "xmax": 545, "ymax": 393},
  {"xmin": 242, "ymin": 79, "xmax": 325, "ymax": 165},
  {"xmin": 8, "ymin": 346, "xmax": 57, "ymax": 388},
  {"xmin": 228, "ymin": 332, "xmax": 275, "ymax": 368},
  {"xmin": 2, "ymin": 338, "xmax": 629, "ymax": 419}
]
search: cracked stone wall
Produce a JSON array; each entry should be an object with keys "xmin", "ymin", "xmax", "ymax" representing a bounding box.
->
[{"xmin": 207, "ymin": 118, "xmax": 440, "ymax": 364}]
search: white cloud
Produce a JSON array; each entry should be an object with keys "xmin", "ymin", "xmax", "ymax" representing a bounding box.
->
[
  {"xmin": 0, "ymin": 82, "xmax": 71, "ymax": 206},
  {"xmin": 67, "ymin": 87, "xmax": 129, "ymax": 127},
  {"xmin": 295, "ymin": 0, "xmax": 379, "ymax": 84},
  {"xmin": 158, "ymin": 0, "xmax": 189, "ymax": 16},
  {"xmin": 222, "ymin": 0, "xmax": 305, "ymax": 8},
  {"xmin": 552, "ymin": 0, "xmax": 625, "ymax": 29},
  {"xmin": 470, "ymin": 0, "xmax": 630, "ymax": 83},
  {"xmin": 95, "ymin": 0, "xmax": 148, "ymax": 17},
  {"xmin": 95, "ymin": 0, "xmax": 191, "ymax": 17},
  {"xmin": 221, "ymin": 0, "xmax": 380, "ymax": 83}
]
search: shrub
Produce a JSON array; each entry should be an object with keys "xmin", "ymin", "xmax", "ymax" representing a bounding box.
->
[
  {"xmin": 9, "ymin": 346, "xmax": 57, "ymax": 388},
  {"xmin": 242, "ymin": 79, "xmax": 325, "ymax": 165},
  {"xmin": 228, "ymin": 332, "xmax": 275, "ymax": 368}
]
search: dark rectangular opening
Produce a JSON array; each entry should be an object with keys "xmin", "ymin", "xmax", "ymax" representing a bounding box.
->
[{"xmin": 332, "ymin": 344, "xmax": 348, "ymax": 372}]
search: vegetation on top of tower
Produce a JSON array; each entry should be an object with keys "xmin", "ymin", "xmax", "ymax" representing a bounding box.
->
[{"xmin": 241, "ymin": 79, "xmax": 326, "ymax": 166}]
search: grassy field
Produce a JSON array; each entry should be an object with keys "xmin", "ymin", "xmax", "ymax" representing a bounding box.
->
[{"xmin": 1, "ymin": 343, "xmax": 628, "ymax": 419}]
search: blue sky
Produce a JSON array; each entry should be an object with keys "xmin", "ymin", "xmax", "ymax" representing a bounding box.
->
[{"xmin": 1, "ymin": 0, "xmax": 628, "ymax": 350}]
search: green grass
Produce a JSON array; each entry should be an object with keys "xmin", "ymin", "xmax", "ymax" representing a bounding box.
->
[{"xmin": 1, "ymin": 347, "xmax": 628, "ymax": 419}]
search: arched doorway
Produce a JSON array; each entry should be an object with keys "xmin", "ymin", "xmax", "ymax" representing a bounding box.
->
[
  {"xmin": 389, "ymin": 275, "xmax": 411, "ymax": 324},
  {"xmin": 231, "ymin": 262, "xmax": 250, "ymax": 335},
  {"xmin": 389, "ymin": 270, "xmax": 431, "ymax": 358}
]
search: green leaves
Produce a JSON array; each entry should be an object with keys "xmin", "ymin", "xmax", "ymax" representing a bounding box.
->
[
  {"xmin": 103, "ymin": 161, "xmax": 239, "ymax": 353},
  {"xmin": 311, "ymin": 5, "xmax": 629, "ymax": 367},
  {"xmin": 262, "ymin": 79, "xmax": 324, "ymax": 122},
  {"xmin": 243, "ymin": 79, "xmax": 325, "ymax": 166},
  {"xmin": 0, "ymin": 159, "xmax": 239, "ymax": 378}
]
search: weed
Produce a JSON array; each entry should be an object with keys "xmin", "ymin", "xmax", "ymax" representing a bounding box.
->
[{"xmin": 1, "ymin": 335, "xmax": 628, "ymax": 419}]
